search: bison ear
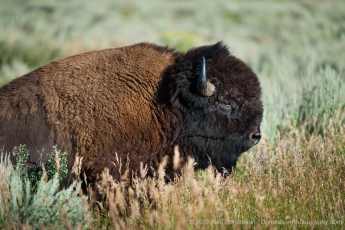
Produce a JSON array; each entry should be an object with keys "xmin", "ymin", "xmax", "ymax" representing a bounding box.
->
[{"xmin": 197, "ymin": 57, "xmax": 215, "ymax": 97}]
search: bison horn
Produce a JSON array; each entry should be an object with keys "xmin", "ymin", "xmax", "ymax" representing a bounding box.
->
[{"xmin": 197, "ymin": 57, "xmax": 215, "ymax": 97}]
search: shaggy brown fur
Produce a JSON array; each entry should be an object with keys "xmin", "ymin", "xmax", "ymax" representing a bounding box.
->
[{"xmin": 0, "ymin": 42, "xmax": 263, "ymax": 191}]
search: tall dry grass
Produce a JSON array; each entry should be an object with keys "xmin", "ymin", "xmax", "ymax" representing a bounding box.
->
[{"xmin": 86, "ymin": 117, "xmax": 345, "ymax": 229}]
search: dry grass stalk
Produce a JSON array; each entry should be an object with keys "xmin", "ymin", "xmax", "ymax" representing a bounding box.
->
[{"xmin": 71, "ymin": 153, "xmax": 84, "ymax": 182}]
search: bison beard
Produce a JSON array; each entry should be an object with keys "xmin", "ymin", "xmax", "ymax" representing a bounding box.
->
[{"xmin": 0, "ymin": 42, "xmax": 263, "ymax": 193}]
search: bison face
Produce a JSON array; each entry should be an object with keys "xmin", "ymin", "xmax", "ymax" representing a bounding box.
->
[{"xmin": 169, "ymin": 42, "xmax": 263, "ymax": 175}]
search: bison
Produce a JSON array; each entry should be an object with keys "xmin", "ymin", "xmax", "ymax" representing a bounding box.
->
[{"xmin": 0, "ymin": 42, "xmax": 263, "ymax": 186}]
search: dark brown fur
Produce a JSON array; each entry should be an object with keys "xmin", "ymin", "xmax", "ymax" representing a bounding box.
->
[{"xmin": 0, "ymin": 42, "xmax": 263, "ymax": 189}]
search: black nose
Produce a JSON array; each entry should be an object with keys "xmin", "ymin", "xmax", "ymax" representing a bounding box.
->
[
  {"xmin": 252, "ymin": 133, "xmax": 262, "ymax": 141},
  {"xmin": 250, "ymin": 133, "xmax": 262, "ymax": 146}
]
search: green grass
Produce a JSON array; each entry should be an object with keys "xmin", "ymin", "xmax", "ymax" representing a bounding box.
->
[{"xmin": 0, "ymin": 0, "xmax": 344, "ymax": 229}]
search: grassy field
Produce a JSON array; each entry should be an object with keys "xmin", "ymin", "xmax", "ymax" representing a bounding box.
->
[{"xmin": 0, "ymin": 0, "xmax": 344, "ymax": 229}]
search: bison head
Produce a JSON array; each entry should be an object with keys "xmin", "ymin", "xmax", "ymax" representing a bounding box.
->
[{"xmin": 168, "ymin": 42, "xmax": 263, "ymax": 175}]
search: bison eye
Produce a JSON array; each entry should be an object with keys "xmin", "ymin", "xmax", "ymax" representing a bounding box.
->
[{"xmin": 217, "ymin": 102, "xmax": 232, "ymax": 112}]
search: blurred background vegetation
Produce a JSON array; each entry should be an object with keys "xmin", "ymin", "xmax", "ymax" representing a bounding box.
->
[
  {"xmin": 1, "ymin": 1, "xmax": 345, "ymax": 228},
  {"xmin": 0, "ymin": 0, "xmax": 344, "ymax": 139}
]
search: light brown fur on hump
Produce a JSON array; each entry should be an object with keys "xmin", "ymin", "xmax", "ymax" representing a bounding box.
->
[{"xmin": 35, "ymin": 43, "xmax": 176, "ymax": 164}]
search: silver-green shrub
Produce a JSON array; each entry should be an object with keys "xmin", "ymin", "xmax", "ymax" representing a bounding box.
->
[{"xmin": 0, "ymin": 152, "xmax": 91, "ymax": 229}]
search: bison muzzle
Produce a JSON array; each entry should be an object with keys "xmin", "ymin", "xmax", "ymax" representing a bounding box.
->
[{"xmin": 0, "ymin": 42, "xmax": 263, "ymax": 185}]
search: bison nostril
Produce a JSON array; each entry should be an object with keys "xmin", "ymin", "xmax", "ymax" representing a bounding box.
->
[
  {"xmin": 247, "ymin": 132, "xmax": 262, "ymax": 148},
  {"xmin": 250, "ymin": 133, "xmax": 261, "ymax": 146},
  {"xmin": 252, "ymin": 133, "xmax": 262, "ymax": 140},
  {"xmin": 251, "ymin": 133, "xmax": 262, "ymax": 146}
]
